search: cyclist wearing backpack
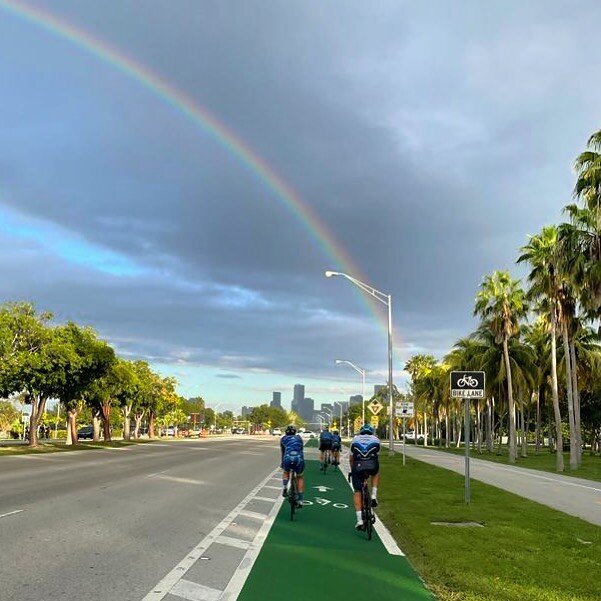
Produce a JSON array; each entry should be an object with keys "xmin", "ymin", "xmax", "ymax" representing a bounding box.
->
[
  {"xmin": 318, "ymin": 426, "xmax": 334, "ymax": 470},
  {"xmin": 280, "ymin": 425, "xmax": 305, "ymax": 507},
  {"xmin": 331, "ymin": 429, "xmax": 342, "ymax": 465},
  {"xmin": 349, "ymin": 424, "xmax": 380, "ymax": 530}
]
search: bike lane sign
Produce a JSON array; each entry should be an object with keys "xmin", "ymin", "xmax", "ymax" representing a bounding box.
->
[{"xmin": 450, "ymin": 371, "xmax": 485, "ymax": 398}]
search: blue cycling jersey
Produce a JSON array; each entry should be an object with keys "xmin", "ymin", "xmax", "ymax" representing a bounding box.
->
[
  {"xmin": 319, "ymin": 430, "xmax": 334, "ymax": 442},
  {"xmin": 280, "ymin": 434, "xmax": 304, "ymax": 459},
  {"xmin": 350, "ymin": 433, "xmax": 380, "ymax": 460},
  {"xmin": 331, "ymin": 434, "xmax": 342, "ymax": 446}
]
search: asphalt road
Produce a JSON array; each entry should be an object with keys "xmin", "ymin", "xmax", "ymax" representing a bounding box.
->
[
  {"xmin": 396, "ymin": 444, "xmax": 601, "ymax": 526},
  {"xmin": 0, "ymin": 437, "xmax": 280, "ymax": 601}
]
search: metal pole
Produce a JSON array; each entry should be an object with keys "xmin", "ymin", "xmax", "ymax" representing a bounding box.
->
[
  {"xmin": 465, "ymin": 398, "xmax": 471, "ymax": 504},
  {"xmin": 388, "ymin": 295, "xmax": 395, "ymax": 456},
  {"xmin": 402, "ymin": 417, "xmax": 406, "ymax": 466},
  {"xmin": 361, "ymin": 369, "xmax": 365, "ymax": 424},
  {"xmin": 55, "ymin": 402, "xmax": 60, "ymax": 439}
]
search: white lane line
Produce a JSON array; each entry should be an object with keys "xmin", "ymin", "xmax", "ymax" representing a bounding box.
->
[
  {"xmin": 253, "ymin": 496, "xmax": 278, "ymax": 503},
  {"xmin": 141, "ymin": 469, "xmax": 279, "ymax": 601},
  {"xmin": 170, "ymin": 579, "xmax": 221, "ymax": 601},
  {"xmin": 220, "ymin": 488, "xmax": 283, "ymax": 600},
  {"xmin": 340, "ymin": 452, "xmax": 405, "ymax": 556},
  {"xmin": 240, "ymin": 451, "xmax": 262, "ymax": 456},
  {"xmin": 0, "ymin": 509, "xmax": 23, "ymax": 519},
  {"xmin": 215, "ymin": 535, "xmax": 251, "ymax": 550},
  {"xmin": 149, "ymin": 474, "xmax": 205, "ymax": 486},
  {"xmin": 238, "ymin": 510, "xmax": 268, "ymax": 520},
  {"xmin": 263, "ymin": 485, "xmax": 281, "ymax": 490}
]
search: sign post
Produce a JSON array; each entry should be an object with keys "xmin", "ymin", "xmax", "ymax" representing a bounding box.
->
[
  {"xmin": 450, "ymin": 371, "xmax": 485, "ymax": 504},
  {"xmin": 395, "ymin": 401, "xmax": 414, "ymax": 466}
]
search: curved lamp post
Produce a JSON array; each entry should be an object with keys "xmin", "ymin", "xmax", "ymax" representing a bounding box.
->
[
  {"xmin": 326, "ymin": 270, "xmax": 395, "ymax": 455},
  {"xmin": 335, "ymin": 359, "xmax": 366, "ymax": 424}
]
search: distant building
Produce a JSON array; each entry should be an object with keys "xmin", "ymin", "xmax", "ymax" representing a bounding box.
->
[
  {"xmin": 241, "ymin": 406, "xmax": 250, "ymax": 417},
  {"xmin": 349, "ymin": 394, "xmax": 363, "ymax": 406},
  {"xmin": 299, "ymin": 397, "xmax": 314, "ymax": 422},
  {"xmin": 334, "ymin": 401, "xmax": 349, "ymax": 414},
  {"xmin": 292, "ymin": 384, "xmax": 305, "ymax": 414},
  {"xmin": 270, "ymin": 392, "xmax": 282, "ymax": 409}
]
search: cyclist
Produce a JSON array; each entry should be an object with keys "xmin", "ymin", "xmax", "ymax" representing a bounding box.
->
[
  {"xmin": 349, "ymin": 423, "xmax": 381, "ymax": 531},
  {"xmin": 318, "ymin": 426, "xmax": 334, "ymax": 471},
  {"xmin": 331, "ymin": 429, "xmax": 342, "ymax": 465},
  {"xmin": 280, "ymin": 424, "xmax": 305, "ymax": 507}
]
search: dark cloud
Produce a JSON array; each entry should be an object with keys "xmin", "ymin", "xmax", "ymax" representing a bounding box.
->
[
  {"xmin": 215, "ymin": 374, "xmax": 243, "ymax": 380},
  {"xmin": 1, "ymin": 1, "xmax": 600, "ymax": 402}
]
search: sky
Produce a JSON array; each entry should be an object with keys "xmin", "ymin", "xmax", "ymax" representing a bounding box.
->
[{"xmin": 1, "ymin": 1, "xmax": 600, "ymax": 413}]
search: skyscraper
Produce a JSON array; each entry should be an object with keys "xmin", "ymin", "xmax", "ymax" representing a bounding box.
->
[
  {"xmin": 292, "ymin": 384, "xmax": 304, "ymax": 414},
  {"xmin": 299, "ymin": 397, "xmax": 314, "ymax": 422},
  {"xmin": 270, "ymin": 392, "xmax": 282, "ymax": 409},
  {"xmin": 349, "ymin": 395, "xmax": 363, "ymax": 406}
]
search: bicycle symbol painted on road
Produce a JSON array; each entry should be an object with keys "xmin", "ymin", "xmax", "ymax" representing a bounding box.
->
[{"xmin": 457, "ymin": 374, "xmax": 478, "ymax": 388}]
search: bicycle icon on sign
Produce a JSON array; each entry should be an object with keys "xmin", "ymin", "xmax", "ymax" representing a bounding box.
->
[{"xmin": 457, "ymin": 374, "xmax": 478, "ymax": 388}]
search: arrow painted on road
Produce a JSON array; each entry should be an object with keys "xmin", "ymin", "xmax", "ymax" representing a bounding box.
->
[{"xmin": 313, "ymin": 486, "xmax": 333, "ymax": 492}]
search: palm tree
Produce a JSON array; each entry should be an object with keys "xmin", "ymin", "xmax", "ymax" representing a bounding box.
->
[
  {"xmin": 474, "ymin": 271, "xmax": 527, "ymax": 463},
  {"xmin": 517, "ymin": 227, "xmax": 565, "ymax": 470}
]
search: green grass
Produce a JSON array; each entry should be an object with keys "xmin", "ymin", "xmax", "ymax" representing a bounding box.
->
[
  {"xmin": 428, "ymin": 445, "xmax": 601, "ymax": 483},
  {"xmin": 377, "ymin": 453, "xmax": 601, "ymax": 601},
  {"xmin": 0, "ymin": 440, "xmax": 141, "ymax": 456}
]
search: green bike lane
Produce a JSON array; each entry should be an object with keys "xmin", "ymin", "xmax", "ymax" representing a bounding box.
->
[{"xmin": 237, "ymin": 459, "xmax": 434, "ymax": 600}]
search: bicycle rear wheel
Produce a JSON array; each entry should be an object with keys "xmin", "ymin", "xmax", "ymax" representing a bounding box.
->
[
  {"xmin": 289, "ymin": 475, "xmax": 297, "ymax": 521},
  {"xmin": 362, "ymin": 484, "xmax": 373, "ymax": 540}
]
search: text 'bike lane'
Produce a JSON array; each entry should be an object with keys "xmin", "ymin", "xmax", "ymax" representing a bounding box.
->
[{"xmin": 237, "ymin": 459, "xmax": 434, "ymax": 601}]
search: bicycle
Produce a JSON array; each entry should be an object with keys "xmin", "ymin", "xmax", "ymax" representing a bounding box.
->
[
  {"xmin": 322, "ymin": 448, "xmax": 332, "ymax": 474},
  {"xmin": 359, "ymin": 473, "xmax": 376, "ymax": 540},
  {"xmin": 287, "ymin": 470, "xmax": 298, "ymax": 521},
  {"xmin": 457, "ymin": 374, "xmax": 478, "ymax": 388}
]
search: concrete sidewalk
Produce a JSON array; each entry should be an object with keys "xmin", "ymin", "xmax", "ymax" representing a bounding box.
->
[{"xmin": 393, "ymin": 444, "xmax": 601, "ymax": 526}]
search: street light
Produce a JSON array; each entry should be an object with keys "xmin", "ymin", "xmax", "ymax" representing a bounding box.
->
[
  {"xmin": 325, "ymin": 270, "xmax": 396, "ymax": 455},
  {"xmin": 335, "ymin": 359, "xmax": 366, "ymax": 424}
]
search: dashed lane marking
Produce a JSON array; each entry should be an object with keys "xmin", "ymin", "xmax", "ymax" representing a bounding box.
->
[
  {"xmin": 0, "ymin": 509, "xmax": 23, "ymax": 519},
  {"xmin": 237, "ymin": 510, "xmax": 268, "ymax": 521},
  {"xmin": 215, "ymin": 535, "xmax": 252, "ymax": 550},
  {"xmin": 252, "ymin": 496, "xmax": 278, "ymax": 503},
  {"xmin": 262, "ymin": 485, "xmax": 281, "ymax": 490},
  {"xmin": 170, "ymin": 578, "xmax": 222, "ymax": 601}
]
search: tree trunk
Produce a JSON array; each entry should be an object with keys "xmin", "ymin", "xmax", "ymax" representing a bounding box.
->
[
  {"xmin": 487, "ymin": 398, "xmax": 494, "ymax": 452},
  {"xmin": 93, "ymin": 412, "xmax": 101, "ymax": 442},
  {"xmin": 65, "ymin": 409, "xmax": 78, "ymax": 445},
  {"xmin": 535, "ymin": 387, "xmax": 542, "ymax": 454},
  {"xmin": 101, "ymin": 403, "xmax": 112, "ymax": 442},
  {"xmin": 561, "ymin": 324, "xmax": 578, "ymax": 470},
  {"xmin": 122, "ymin": 404, "xmax": 132, "ymax": 441},
  {"xmin": 522, "ymin": 402, "xmax": 529, "ymax": 458},
  {"xmin": 476, "ymin": 401, "xmax": 482, "ymax": 454},
  {"xmin": 28, "ymin": 395, "xmax": 47, "ymax": 448},
  {"xmin": 503, "ymin": 337, "xmax": 517, "ymax": 463},
  {"xmin": 149, "ymin": 411, "xmax": 156, "ymax": 438},
  {"xmin": 570, "ymin": 341, "xmax": 582, "ymax": 466},
  {"xmin": 550, "ymin": 312, "xmax": 564, "ymax": 471},
  {"xmin": 134, "ymin": 411, "xmax": 145, "ymax": 439},
  {"xmin": 444, "ymin": 409, "xmax": 450, "ymax": 448},
  {"xmin": 424, "ymin": 410, "xmax": 428, "ymax": 447}
]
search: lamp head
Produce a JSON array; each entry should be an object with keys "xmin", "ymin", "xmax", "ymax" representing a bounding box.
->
[{"xmin": 324, "ymin": 270, "xmax": 339, "ymax": 278}]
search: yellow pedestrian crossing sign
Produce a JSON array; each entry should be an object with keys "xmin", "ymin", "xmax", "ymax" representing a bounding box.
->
[
  {"xmin": 368, "ymin": 399, "xmax": 383, "ymax": 415},
  {"xmin": 354, "ymin": 417, "xmax": 362, "ymax": 433},
  {"xmin": 370, "ymin": 415, "xmax": 379, "ymax": 428}
]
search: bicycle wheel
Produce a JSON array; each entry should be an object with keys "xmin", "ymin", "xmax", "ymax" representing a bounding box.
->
[
  {"xmin": 362, "ymin": 483, "xmax": 373, "ymax": 540},
  {"xmin": 289, "ymin": 474, "xmax": 297, "ymax": 521}
]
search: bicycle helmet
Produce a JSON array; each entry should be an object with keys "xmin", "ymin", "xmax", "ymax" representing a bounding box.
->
[
  {"xmin": 285, "ymin": 424, "xmax": 297, "ymax": 435},
  {"xmin": 359, "ymin": 424, "xmax": 374, "ymax": 435}
]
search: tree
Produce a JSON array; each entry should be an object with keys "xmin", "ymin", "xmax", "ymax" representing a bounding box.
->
[
  {"xmin": 0, "ymin": 400, "xmax": 19, "ymax": 436},
  {"xmin": 474, "ymin": 271, "xmax": 527, "ymax": 463},
  {"xmin": 518, "ymin": 227, "xmax": 565, "ymax": 470}
]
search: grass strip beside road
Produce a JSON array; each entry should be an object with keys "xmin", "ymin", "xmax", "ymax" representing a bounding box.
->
[
  {"xmin": 237, "ymin": 459, "xmax": 434, "ymax": 601},
  {"xmin": 377, "ymin": 453, "xmax": 601, "ymax": 601},
  {"xmin": 423, "ymin": 445, "xmax": 601, "ymax": 483},
  {"xmin": 0, "ymin": 440, "xmax": 142, "ymax": 456}
]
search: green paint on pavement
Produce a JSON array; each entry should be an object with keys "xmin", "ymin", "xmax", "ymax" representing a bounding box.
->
[{"xmin": 238, "ymin": 460, "xmax": 434, "ymax": 600}]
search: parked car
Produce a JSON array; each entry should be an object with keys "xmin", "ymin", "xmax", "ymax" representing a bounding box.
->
[
  {"xmin": 299, "ymin": 430, "xmax": 315, "ymax": 440},
  {"xmin": 271, "ymin": 428, "xmax": 282, "ymax": 436},
  {"xmin": 187, "ymin": 427, "xmax": 202, "ymax": 438},
  {"xmin": 232, "ymin": 427, "xmax": 246, "ymax": 434},
  {"xmin": 77, "ymin": 426, "xmax": 94, "ymax": 440},
  {"xmin": 404, "ymin": 430, "xmax": 424, "ymax": 442}
]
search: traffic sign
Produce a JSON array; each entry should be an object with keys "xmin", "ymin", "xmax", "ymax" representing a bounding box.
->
[
  {"xmin": 368, "ymin": 399, "xmax": 383, "ymax": 415},
  {"xmin": 370, "ymin": 415, "xmax": 379, "ymax": 428},
  {"xmin": 354, "ymin": 417, "xmax": 362, "ymax": 432},
  {"xmin": 450, "ymin": 371, "xmax": 485, "ymax": 398},
  {"xmin": 396, "ymin": 401, "xmax": 414, "ymax": 418}
]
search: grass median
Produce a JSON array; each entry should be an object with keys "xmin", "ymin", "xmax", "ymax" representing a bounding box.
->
[
  {"xmin": 0, "ymin": 440, "xmax": 142, "ymax": 456},
  {"xmin": 420, "ymin": 445, "xmax": 601, "ymax": 483},
  {"xmin": 377, "ymin": 453, "xmax": 601, "ymax": 601}
]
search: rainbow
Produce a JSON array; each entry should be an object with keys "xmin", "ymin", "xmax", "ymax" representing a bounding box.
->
[{"xmin": 0, "ymin": 0, "xmax": 403, "ymax": 361}]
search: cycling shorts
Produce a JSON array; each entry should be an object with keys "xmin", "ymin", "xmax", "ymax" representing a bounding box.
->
[
  {"xmin": 331, "ymin": 444, "xmax": 341, "ymax": 452},
  {"xmin": 319, "ymin": 441, "xmax": 332, "ymax": 451},
  {"xmin": 282, "ymin": 455, "xmax": 305, "ymax": 474},
  {"xmin": 351, "ymin": 457, "xmax": 379, "ymax": 492}
]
